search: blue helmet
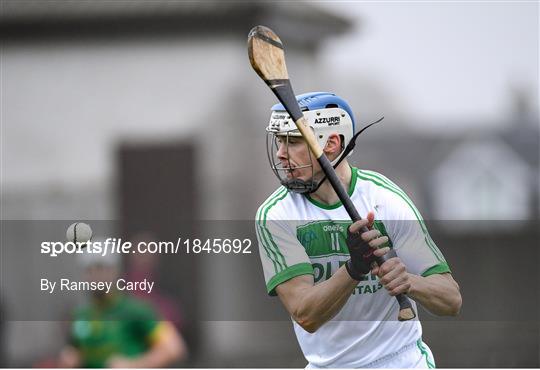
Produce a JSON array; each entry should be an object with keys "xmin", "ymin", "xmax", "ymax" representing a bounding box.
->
[
  {"xmin": 271, "ymin": 91, "xmax": 356, "ymax": 133},
  {"xmin": 266, "ymin": 92, "xmax": 356, "ymax": 194}
]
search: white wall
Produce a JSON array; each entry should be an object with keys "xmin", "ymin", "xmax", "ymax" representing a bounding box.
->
[{"xmin": 2, "ymin": 34, "xmax": 322, "ymax": 365}]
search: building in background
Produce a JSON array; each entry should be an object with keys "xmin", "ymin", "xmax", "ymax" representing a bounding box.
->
[{"xmin": 1, "ymin": 1, "xmax": 351, "ymax": 367}]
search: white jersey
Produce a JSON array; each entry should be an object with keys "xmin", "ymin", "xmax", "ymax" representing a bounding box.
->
[{"xmin": 255, "ymin": 167, "xmax": 449, "ymax": 368}]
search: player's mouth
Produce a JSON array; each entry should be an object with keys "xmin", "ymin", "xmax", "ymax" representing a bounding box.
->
[{"xmin": 281, "ymin": 164, "xmax": 297, "ymax": 178}]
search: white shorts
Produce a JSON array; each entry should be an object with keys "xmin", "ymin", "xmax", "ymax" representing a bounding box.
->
[
  {"xmin": 368, "ymin": 339, "xmax": 436, "ymax": 369},
  {"xmin": 305, "ymin": 339, "xmax": 436, "ymax": 369}
]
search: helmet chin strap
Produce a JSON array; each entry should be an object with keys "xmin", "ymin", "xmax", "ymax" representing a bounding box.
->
[{"xmin": 308, "ymin": 116, "xmax": 385, "ymax": 194}]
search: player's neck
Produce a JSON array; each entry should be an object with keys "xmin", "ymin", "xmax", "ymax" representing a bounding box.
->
[{"xmin": 309, "ymin": 162, "xmax": 351, "ymax": 205}]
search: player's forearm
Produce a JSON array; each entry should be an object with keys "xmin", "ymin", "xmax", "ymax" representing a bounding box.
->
[
  {"xmin": 407, "ymin": 273, "xmax": 462, "ymax": 316},
  {"xmin": 292, "ymin": 266, "xmax": 358, "ymax": 333}
]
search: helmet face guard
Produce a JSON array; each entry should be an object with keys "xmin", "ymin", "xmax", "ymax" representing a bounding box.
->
[
  {"xmin": 266, "ymin": 130, "xmax": 320, "ymax": 194},
  {"xmin": 265, "ymin": 92, "xmax": 355, "ymax": 194}
]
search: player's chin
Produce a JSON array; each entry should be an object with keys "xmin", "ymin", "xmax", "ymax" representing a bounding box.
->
[{"xmin": 288, "ymin": 171, "xmax": 310, "ymax": 182}]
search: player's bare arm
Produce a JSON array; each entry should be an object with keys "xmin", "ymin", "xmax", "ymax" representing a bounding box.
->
[
  {"xmin": 407, "ymin": 273, "xmax": 461, "ymax": 316},
  {"xmin": 276, "ymin": 217, "xmax": 389, "ymax": 333},
  {"xmin": 372, "ymin": 258, "xmax": 462, "ymax": 316}
]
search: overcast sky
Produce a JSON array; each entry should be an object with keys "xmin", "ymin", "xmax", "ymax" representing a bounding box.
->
[{"xmin": 317, "ymin": 1, "xmax": 538, "ymax": 131}]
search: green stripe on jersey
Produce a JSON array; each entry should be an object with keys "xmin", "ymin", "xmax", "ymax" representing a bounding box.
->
[
  {"xmin": 359, "ymin": 169, "xmax": 445, "ymax": 262},
  {"xmin": 417, "ymin": 339, "xmax": 436, "ymax": 368},
  {"xmin": 256, "ymin": 187, "xmax": 288, "ymax": 273},
  {"xmin": 266, "ymin": 262, "xmax": 314, "ymax": 296},
  {"xmin": 422, "ymin": 262, "xmax": 451, "ymax": 277},
  {"xmin": 357, "ymin": 170, "xmax": 446, "ymax": 263},
  {"xmin": 255, "ymin": 187, "xmax": 284, "ymax": 274}
]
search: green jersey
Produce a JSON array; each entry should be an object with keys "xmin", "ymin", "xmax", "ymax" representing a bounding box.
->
[{"xmin": 70, "ymin": 294, "xmax": 159, "ymax": 368}]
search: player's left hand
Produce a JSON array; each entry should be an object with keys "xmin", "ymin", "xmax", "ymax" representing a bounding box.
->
[{"xmin": 371, "ymin": 249, "xmax": 411, "ymax": 296}]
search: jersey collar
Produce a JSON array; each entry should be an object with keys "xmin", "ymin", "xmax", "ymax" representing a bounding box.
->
[{"xmin": 304, "ymin": 166, "xmax": 358, "ymax": 210}]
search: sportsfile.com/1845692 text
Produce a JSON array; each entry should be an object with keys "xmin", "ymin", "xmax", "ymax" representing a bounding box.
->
[{"xmin": 40, "ymin": 238, "xmax": 252, "ymax": 257}]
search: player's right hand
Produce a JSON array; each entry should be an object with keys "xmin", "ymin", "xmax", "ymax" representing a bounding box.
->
[{"xmin": 345, "ymin": 211, "xmax": 389, "ymax": 281}]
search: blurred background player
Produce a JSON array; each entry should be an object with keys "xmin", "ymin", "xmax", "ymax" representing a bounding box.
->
[
  {"xmin": 58, "ymin": 242, "xmax": 187, "ymax": 368},
  {"xmin": 125, "ymin": 232, "xmax": 184, "ymax": 331},
  {"xmin": 256, "ymin": 92, "xmax": 462, "ymax": 368}
]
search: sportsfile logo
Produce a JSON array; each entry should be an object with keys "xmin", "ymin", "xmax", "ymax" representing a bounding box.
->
[{"xmin": 314, "ymin": 116, "xmax": 340, "ymax": 126}]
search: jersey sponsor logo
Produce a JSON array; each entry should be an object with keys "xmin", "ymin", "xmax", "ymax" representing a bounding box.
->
[
  {"xmin": 312, "ymin": 259, "xmax": 383, "ymax": 295},
  {"xmin": 314, "ymin": 116, "xmax": 340, "ymax": 125},
  {"xmin": 322, "ymin": 224, "xmax": 344, "ymax": 233},
  {"xmin": 312, "ymin": 260, "xmax": 346, "ymax": 282},
  {"xmin": 352, "ymin": 282, "xmax": 384, "ymax": 295},
  {"xmin": 297, "ymin": 220, "xmax": 351, "ymax": 257},
  {"xmin": 299, "ymin": 229, "xmax": 318, "ymax": 250},
  {"xmin": 297, "ymin": 220, "xmax": 392, "ymax": 257}
]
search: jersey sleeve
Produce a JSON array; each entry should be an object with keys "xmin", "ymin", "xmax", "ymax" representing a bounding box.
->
[
  {"xmin": 255, "ymin": 201, "xmax": 313, "ymax": 296},
  {"xmin": 378, "ymin": 181, "xmax": 451, "ymax": 277}
]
